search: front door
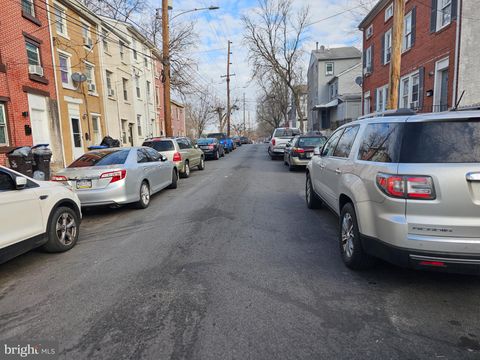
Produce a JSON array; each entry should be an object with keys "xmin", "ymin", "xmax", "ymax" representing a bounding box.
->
[
  {"xmin": 28, "ymin": 94, "xmax": 51, "ymax": 146},
  {"xmin": 71, "ymin": 117, "xmax": 84, "ymax": 160},
  {"xmin": 440, "ymin": 69, "xmax": 449, "ymax": 112},
  {"xmin": 128, "ymin": 124, "xmax": 134, "ymax": 146}
]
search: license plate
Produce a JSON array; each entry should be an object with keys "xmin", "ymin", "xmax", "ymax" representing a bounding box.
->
[
  {"xmin": 306, "ymin": 152, "xmax": 313, "ymax": 159},
  {"xmin": 200, "ymin": 146, "xmax": 210, "ymax": 150},
  {"xmin": 76, "ymin": 179, "xmax": 92, "ymax": 189}
]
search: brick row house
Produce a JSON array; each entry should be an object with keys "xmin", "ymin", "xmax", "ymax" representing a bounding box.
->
[
  {"xmin": 359, "ymin": 0, "xmax": 480, "ymax": 115},
  {"xmin": 0, "ymin": 0, "xmax": 168, "ymax": 168}
]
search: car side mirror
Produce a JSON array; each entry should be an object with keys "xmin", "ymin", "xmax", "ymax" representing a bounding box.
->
[
  {"xmin": 313, "ymin": 147, "xmax": 321, "ymax": 156},
  {"xmin": 15, "ymin": 176, "xmax": 27, "ymax": 190},
  {"xmin": 194, "ymin": 144, "xmax": 199, "ymax": 149},
  {"xmin": 160, "ymin": 155, "xmax": 168, "ymax": 162}
]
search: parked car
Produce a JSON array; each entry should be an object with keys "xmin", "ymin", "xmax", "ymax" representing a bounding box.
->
[
  {"xmin": 207, "ymin": 133, "xmax": 234, "ymax": 153},
  {"xmin": 268, "ymin": 127, "xmax": 301, "ymax": 159},
  {"xmin": 197, "ymin": 138, "xmax": 225, "ymax": 160},
  {"xmin": 52, "ymin": 147, "xmax": 178, "ymax": 209},
  {"xmin": 306, "ymin": 109, "xmax": 480, "ymax": 274},
  {"xmin": 143, "ymin": 137, "xmax": 205, "ymax": 178},
  {"xmin": 284, "ymin": 135, "xmax": 327, "ymax": 171},
  {"xmin": 0, "ymin": 166, "xmax": 82, "ymax": 263},
  {"xmin": 232, "ymin": 136, "xmax": 242, "ymax": 147},
  {"xmin": 240, "ymin": 136, "xmax": 250, "ymax": 144}
]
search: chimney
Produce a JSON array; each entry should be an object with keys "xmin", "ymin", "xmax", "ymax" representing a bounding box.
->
[{"xmin": 316, "ymin": 42, "xmax": 319, "ymax": 51}]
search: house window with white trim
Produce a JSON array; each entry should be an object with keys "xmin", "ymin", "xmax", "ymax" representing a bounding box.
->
[
  {"xmin": 54, "ymin": 4, "xmax": 67, "ymax": 37},
  {"xmin": 22, "ymin": 0, "xmax": 35, "ymax": 17},
  {"xmin": 439, "ymin": 0, "xmax": 452, "ymax": 28},
  {"xmin": 102, "ymin": 30, "xmax": 109, "ymax": 52},
  {"xmin": 137, "ymin": 114, "xmax": 142, "ymax": 136},
  {"xmin": 85, "ymin": 64, "xmax": 96, "ymax": 93},
  {"xmin": 26, "ymin": 42, "xmax": 41, "ymax": 66},
  {"xmin": 82, "ymin": 23, "xmax": 92, "ymax": 48},
  {"xmin": 119, "ymin": 41, "xmax": 125, "ymax": 61},
  {"xmin": 366, "ymin": 25, "xmax": 373, "ymax": 39},
  {"xmin": 403, "ymin": 11, "xmax": 413, "ymax": 50},
  {"xmin": 58, "ymin": 52, "xmax": 71, "ymax": 86},
  {"xmin": 383, "ymin": 29, "xmax": 392, "ymax": 64},
  {"xmin": 376, "ymin": 85, "xmax": 388, "ymax": 112},
  {"xmin": 0, "ymin": 103, "xmax": 8, "ymax": 146},
  {"xmin": 365, "ymin": 46, "xmax": 372, "ymax": 73},
  {"xmin": 363, "ymin": 91, "xmax": 371, "ymax": 115},
  {"xmin": 385, "ymin": 3, "xmax": 393, "ymax": 21},
  {"xmin": 135, "ymin": 75, "xmax": 141, "ymax": 98},
  {"xmin": 399, "ymin": 71, "xmax": 420, "ymax": 110},
  {"xmin": 325, "ymin": 62, "xmax": 334, "ymax": 76}
]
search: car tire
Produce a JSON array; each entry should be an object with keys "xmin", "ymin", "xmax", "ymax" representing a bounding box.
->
[
  {"xmin": 43, "ymin": 206, "xmax": 80, "ymax": 253},
  {"xmin": 135, "ymin": 181, "xmax": 151, "ymax": 209},
  {"xmin": 167, "ymin": 169, "xmax": 178, "ymax": 189},
  {"xmin": 198, "ymin": 157, "xmax": 205, "ymax": 170},
  {"xmin": 180, "ymin": 161, "xmax": 190, "ymax": 178},
  {"xmin": 339, "ymin": 203, "xmax": 375, "ymax": 270},
  {"xmin": 305, "ymin": 174, "xmax": 322, "ymax": 209},
  {"xmin": 214, "ymin": 151, "xmax": 219, "ymax": 160}
]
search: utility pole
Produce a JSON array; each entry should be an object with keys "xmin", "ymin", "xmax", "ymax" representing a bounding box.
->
[
  {"xmin": 226, "ymin": 41, "xmax": 232, "ymax": 136},
  {"xmin": 387, "ymin": 0, "xmax": 405, "ymax": 110},
  {"xmin": 161, "ymin": 0, "xmax": 173, "ymax": 136},
  {"xmin": 243, "ymin": 92, "xmax": 246, "ymax": 135}
]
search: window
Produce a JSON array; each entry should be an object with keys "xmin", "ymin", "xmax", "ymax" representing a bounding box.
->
[
  {"xmin": 137, "ymin": 149, "xmax": 149, "ymax": 163},
  {"xmin": 0, "ymin": 171, "xmax": 15, "ymax": 192},
  {"xmin": 135, "ymin": 76, "xmax": 141, "ymax": 98},
  {"xmin": 132, "ymin": 39, "xmax": 137, "ymax": 60},
  {"xmin": 144, "ymin": 57, "xmax": 148, "ymax": 68},
  {"xmin": 85, "ymin": 64, "xmax": 96, "ymax": 92},
  {"xmin": 102, "ymin": 30, "xmax": 109, "ymax": 52},
  {"xmin": 177, "ymin": 139, "xmax": 190, "ymax": 150},
  {"xmin": 54, "ymin": 4, "xmax": 67, "ymax": 36},
  {"xmin": 137, "ymin": 114, "xmax": 142, "ymax": 136},
  {"xmin": 121, "ymin": 119, "xmax": 127, "ymax": 143},
  {"xmin": 58, "ymin": 53, "xmax": 71, "ymax": 85},
  {"xmin": 22, "ymin": 0, "xmax": 35, "ymax": 17},
  {"xmin": 145, "ymin": 147, "xmax": 160, "ymax": 161},
  {"xmin": 69, "ymin": 150, "xmax": 130, "ymax": 168},
  {"xmin": 439, "ymin": 0, "xmax": 452, "ymax": 28},
  {"xmin": 400, "ymin": 120, "xmax": 480, "ymax": 163},
  {"xmin": 0, "ymin": 103, "xmax": 8, "ymax": 145},
  {"xmin": 376, "ymin": 85, "xmax": 388, "ymax": 112},
  {"xmin": 363, "ymin": 91, "xmax": 371, "ymax": 115},
  {"xmin": 92, "ymin": 116, "xmax": 101, "ymax": 144},
  {"xmin": 155, "ymin": 86, "xmax": 159, "ymax": 105},
  {"xmin": 321, "ymin": 129, "xmax": 344, "ymax": 157},
  {"xmin": 385, "ymin": 3, "xmax": 393, "ymax": 21},
  {"xmin": 106, "ymin": 71, "xmax": 113, "ymax": 95},
  {"xmin": 383, "ymin": 29, "xmax": 392, "ymax": 64},
  {"xmin": 333, "ymin": 126, "xmax": 360, "ymax": 158},
  {"xmin": 366, "ymin": 25, "xmax": 373, "ymax": 39},
  {"xmin": 358, "ymin": 123, "xmax": 403, "ymax": 163},
  {"xmin": 122, "ymin": 78, "xmax": 128, "ymax": 101},
  {"xmin": 146, "ymin": 81, "xmax": 151, "ymax": 101},
  {"xmin": 143, "ymin": 140, "xmax": 174, "ymax": 152},
  {"xmin": 82, "ymin": 23, "xmax": 91, "ymax": 48},
  {"xmin": 329, "ymin": 82, "xmax": 338, "ymax": 100},
  {"xmin": 26, "ymin": 42, "xmax": 41, "ymax": 66},
  {"xmin": 403, "ymin": 11, "xmax": 413, "ymax": 51},
  {"xmin": 325, "ymin": 62, "xmax": 334, "ymax": 76},
  {"xmin": 119, "ymin": 41, "xmax": 125, "ymax": 61},
  {"xmin": 399, "ymin": 71, "xmax": 420, "ymax": 109},
  {"xmin": 364, "ymin": 46, "xmax": 373, "ymax": 73}
]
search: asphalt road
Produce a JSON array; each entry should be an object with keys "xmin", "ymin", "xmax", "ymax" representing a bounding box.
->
[{"xmin": 1, "ymin": 144, "xmax": 480, "ymax": 360}]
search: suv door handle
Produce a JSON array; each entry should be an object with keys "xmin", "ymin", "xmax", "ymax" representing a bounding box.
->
[
  {"xmin": 335, "ymin": 169, "xmax": 342, "ymax": 174},
  {"xmin": 466, "ymin": 172, "xmax": 480, "ymax": 182}
]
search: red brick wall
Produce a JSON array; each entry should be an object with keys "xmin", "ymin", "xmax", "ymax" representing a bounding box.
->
[
  {"xmin": 362, "ymin": 0, "xmax": 457, "ymax": 114},
  {"xmin": 0, "ymin": 0, "xmax": 57, "ymax": 165},
  {"xmin": 154, "ymin": 58, "xmax": 165, "ymax": 136}
]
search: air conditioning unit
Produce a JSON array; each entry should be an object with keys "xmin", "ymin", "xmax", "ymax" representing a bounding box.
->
[
  {"xmin": 108, "ymin": 88, "xmax": 115, "ymax": 97},
  {"xmin": 29, "ymin": 64, "xmax": 44, "ymax": 77},
  {"xmin": 84, "ymin": 38, "xmax": 93, "ymax": 48},
  {"xmin": 87, "ymin": 83, "xmax": 96, "ymax": 93}
]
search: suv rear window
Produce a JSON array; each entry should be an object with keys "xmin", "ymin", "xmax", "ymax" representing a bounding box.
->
[
  {"xmin": 358, "ymin": 123, "xmax": 403, "ymax": 163},
  {"xmin": 69, "ymin": 150, "xmax": 129, "ymax": 168},
  {"xmin": 298, "ymin": 137, "xmax": 326, "ymax": 148},
  {"xmin": 274, "ymin": 129, "xmax": 300, "ymax": 137},
  {"xmin": 400, "ymin": 120, "xmax": 480, "ymax": 163},
  {"xmin": 143, "ymin": 140, "xmax": 174, "ymax": 152}
]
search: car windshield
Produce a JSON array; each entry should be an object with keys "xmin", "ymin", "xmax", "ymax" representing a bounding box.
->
[
  {"xmin": 298, "ymin": 137, "xmax": 326, "ymax": 148},
  {"xmin": 400, "ymin": 119, "xmax": 480, "ymax": 163},
  {"xmin": 274, "ymin": 128, "xmax": 300, "ymax": 137},
  {"xmin": 143, "ymin": 140, "xmax": 175, "ymax": 152},
  {"xmin": 69, "ymin": 150, "xmax": 130, "ymax": 168},
  {"xmin": 207, "ymin": 133, "xmax": 226, "ymax": 140},
  {"xmin": 197, "ymin": 139, "xmax": 214, "ymax": 145}
]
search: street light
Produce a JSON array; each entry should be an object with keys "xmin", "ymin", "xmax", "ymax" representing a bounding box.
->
[{"xmin": 158, "ymin": 3, "xmax": 220, "ymax": 137}]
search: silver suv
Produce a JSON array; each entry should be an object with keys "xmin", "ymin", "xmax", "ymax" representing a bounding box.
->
[{"xmin": 306, "ymin": 110, "xmax": 480, "ymax": 274}]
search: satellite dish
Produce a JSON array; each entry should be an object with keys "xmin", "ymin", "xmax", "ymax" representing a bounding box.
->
[
  {"xmin": 355, "ymin": 76, "xmax": 363, "ymax": 86},
  {"xmin": 72, "ymin": 72, "xmax": 87, "ymax": 83}
]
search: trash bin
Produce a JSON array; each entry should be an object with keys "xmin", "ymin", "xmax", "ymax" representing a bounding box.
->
[
  {"xmin": 32, "ymin": 144, "xmax": 52, "ymax": 181},
  {"xmin": 7, "ymin": 146, "xmax": 33, "ymax": 177},
  {"xmin": 88, "ymin": 145, "xmax": 109, "ymax": 150}
]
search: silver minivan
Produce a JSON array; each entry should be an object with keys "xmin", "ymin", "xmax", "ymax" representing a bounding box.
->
[{"xmin": 306, "ymin": 109, "xmax": 480, "ymax": 274}]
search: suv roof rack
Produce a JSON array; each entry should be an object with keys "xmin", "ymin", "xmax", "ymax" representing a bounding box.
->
[
  {"xmin": 452, "ymin": 105, "xmax": 480, "ymax": 112},
  {"xmin": 358, "ymin": 108, "xmax": 416, "ymax": 120}
]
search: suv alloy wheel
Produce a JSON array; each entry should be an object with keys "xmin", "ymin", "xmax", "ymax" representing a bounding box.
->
[{"xmin": 306, "ymin": 174, "xmax": 322, "ymax": 209}]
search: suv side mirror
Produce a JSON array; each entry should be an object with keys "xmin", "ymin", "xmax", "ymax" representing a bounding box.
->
[
  {"xmin": 15, "ymin": 176, "xmax": 27, "ymax": 190},
  {"xmin": 313, "ymin": 147, "xmax": 321, "ymax": 156}
]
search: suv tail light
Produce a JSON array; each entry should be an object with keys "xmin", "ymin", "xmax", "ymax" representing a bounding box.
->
[
  {"xmin": 293, "ymin": 147, "xmax": 305, "ymax": 154},
  {"xmin": 173, "ymin": 152, "xmax": 182, "ymax": 162},
  {"xmin": 272, "ymin": 138, "xmax": 276, "ymax": 146},
  {"xmin": 208, "ymin": 144, "xmax": 215, "ymax": 150},
  {"xmin": 100, "ymin": 169, "xmax": 126, "ymax": 183},
  {"xmin": 376, "ymin": 173, "xmax": 436, "ymax": 200},
  {"xmin": 51, "ymin": 175, "xmax": 67, "ymax": 182}
]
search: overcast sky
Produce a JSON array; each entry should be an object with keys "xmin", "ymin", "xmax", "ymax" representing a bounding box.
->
[{"xmin": 166, "ymin": 0, "xmax": 369, "ymax": 128}]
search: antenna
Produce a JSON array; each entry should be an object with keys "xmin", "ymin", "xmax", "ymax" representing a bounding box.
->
[{"xmin": 452, "ymin": 90, "xmax": 466, "ymax": 111}]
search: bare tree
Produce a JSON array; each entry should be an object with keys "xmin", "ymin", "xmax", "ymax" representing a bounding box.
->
[
  {"xmin": 243, "ymin": 0, "xmax": 309, "ymax": 129},
  {"xmin": 212, "ymin": 99, "xmax": 240, "ymax": 133},
  {"xmin": 185, "ymin": 92, "xmax": 215, "ymax": 138},
  {"xmin": 82, "ymin": 0, "xmax": 147, "ymax": 22}
]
